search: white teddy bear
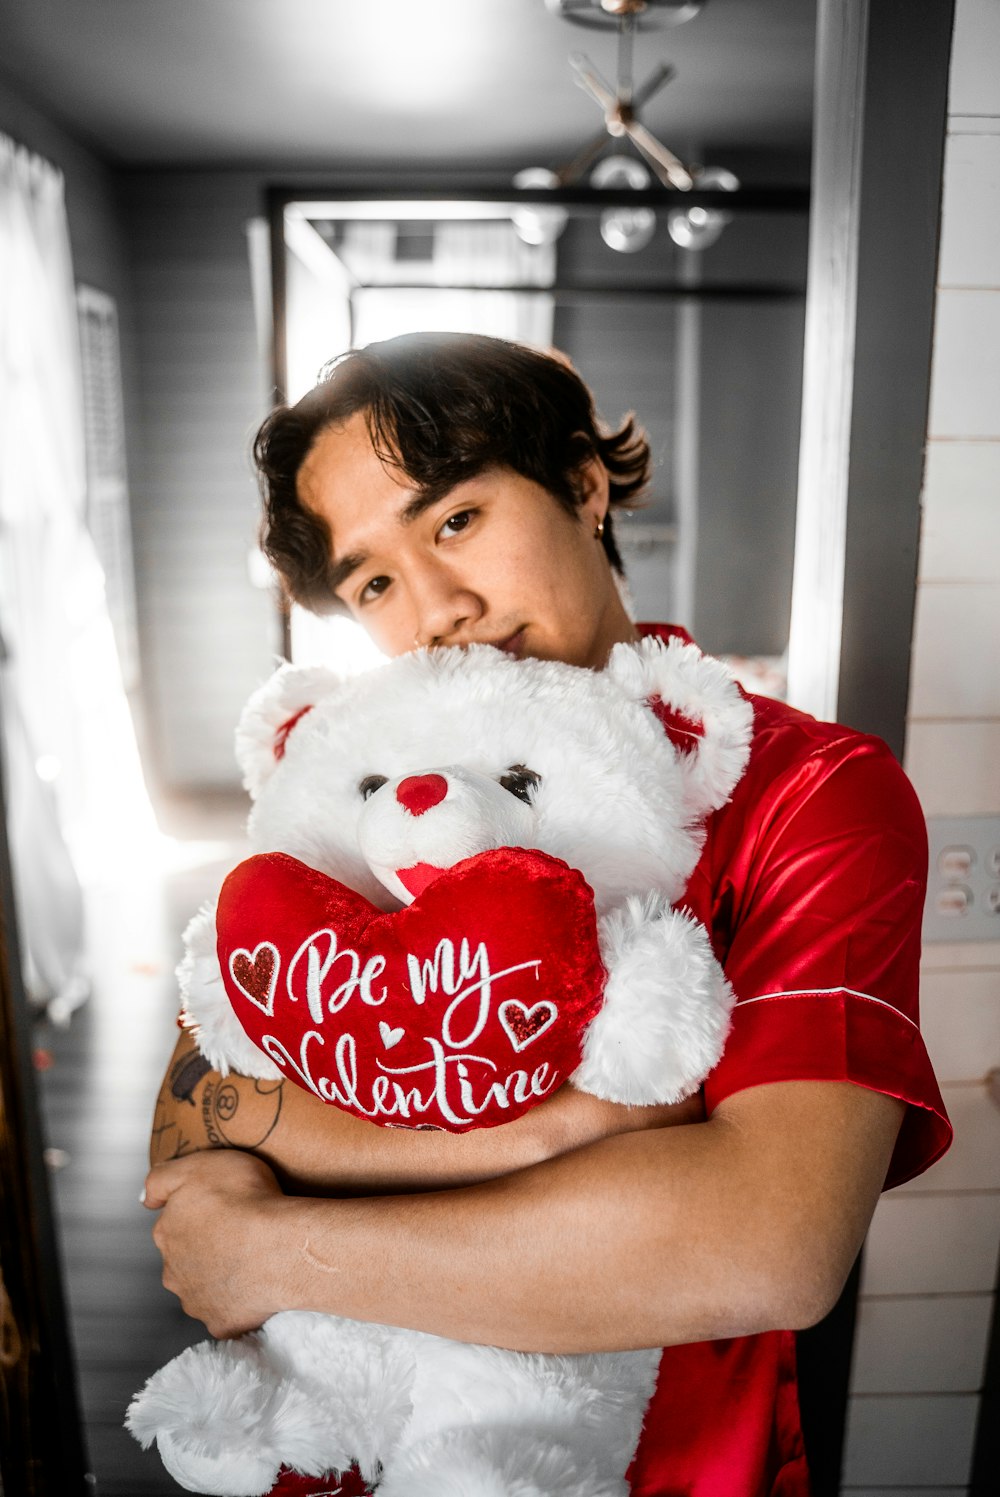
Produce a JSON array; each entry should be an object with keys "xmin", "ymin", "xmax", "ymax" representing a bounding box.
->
[{"xmin": 128, "ymin": 635, "xmax": 752, "ymax": 1497}]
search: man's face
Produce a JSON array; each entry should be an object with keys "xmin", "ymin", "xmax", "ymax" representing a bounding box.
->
[{"xmin": 297, "ymin": 412, "xmax": 637, "ymax": 668}]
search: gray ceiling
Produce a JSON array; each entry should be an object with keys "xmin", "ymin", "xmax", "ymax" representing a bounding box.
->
[{"xmin": 0, "ymin": 0, "xmax": 815, "ymax": 173}]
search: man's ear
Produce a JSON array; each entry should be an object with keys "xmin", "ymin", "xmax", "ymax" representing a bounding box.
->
[
  {"xmin": 235, "ymin": 663, "xmax": 343, "ymax": 798},
  {"xmin": 569, "ymin": 436, "xmax": 610, "ymax": 531},
  {"xmin": 605, "ymin": 636, "xmax": 754, "ymax": 820}
]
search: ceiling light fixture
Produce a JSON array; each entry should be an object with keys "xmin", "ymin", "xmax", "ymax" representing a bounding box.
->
[
  {"xmin": 666, "ymin": 163, "xmax": 739, "ymax": 248},
  {"xmin": 591, "ymin": 154, "xmax": 657, "ymax": 252},
  {"xmin": 544, "ymin": 0, "xmax": 705, "ymax": 33},
  {"xmin": 511, "ymin": 167, "xmax": 570, "ymax": 246},
  {"xmin": 514, "ymin": 0, "xmax": 739, "ymax": 254},
  {"xmin": 563, "ymin": 0, "xmax": 694, "ymax": 192}
]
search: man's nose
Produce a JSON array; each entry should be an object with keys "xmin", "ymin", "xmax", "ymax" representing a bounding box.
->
[{"xmin": 410, "ymin": 561, "xmax": 482, "ymax": 648}]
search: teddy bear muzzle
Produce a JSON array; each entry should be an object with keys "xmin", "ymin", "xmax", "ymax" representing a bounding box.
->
[{"xmin": 357, "ymin": 766, "xmax": 537, "ymax": 907}]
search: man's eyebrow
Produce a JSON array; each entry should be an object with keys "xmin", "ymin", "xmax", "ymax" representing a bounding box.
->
[
  {"xmin": 399, "ymin": 487, "xmax": 450, "ymax": 525},
  {"xmin": 328, "ymin": 552, "xmax": 367, "ymax": 594}
]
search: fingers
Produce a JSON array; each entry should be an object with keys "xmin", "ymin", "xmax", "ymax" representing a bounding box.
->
[
  {"xmin": 142, "ymin": 1157, "xmax": 195, "ymax": 1210},
  {"xmin": 143, "ymin": 1147, "xmax": 280, "ymax": 1211},
  {"xmin": 142, "ymin": 1151, "xmax": 283, "ymax": 1338}
]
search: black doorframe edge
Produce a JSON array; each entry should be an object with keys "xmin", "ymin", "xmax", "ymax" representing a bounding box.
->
[
  {"xmin": 0, "ymin": 708, "xmax": 91, "ymax": 1493},
  {"xmin": 970, "ymin": 1236, "xmax": 1000, "ymax": 1494}
]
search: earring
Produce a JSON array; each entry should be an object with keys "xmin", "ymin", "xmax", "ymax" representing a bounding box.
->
[{"xmin": 594, "ymin": 517, "xmax": 605, "ymax": 540}]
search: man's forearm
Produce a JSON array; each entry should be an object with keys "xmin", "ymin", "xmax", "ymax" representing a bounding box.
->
[
  {"xmin": 150, "ymin": 1031, "xmax": 285, "ymax": 1164},
  {"xmin": 150, "ymin": 1029, "xmax": 701, "ymax": 1193},
  {"xmin": 149, "ymin": 1080, "xmax": 903, "ymax": 1351},
  {"xmin": 277, "ymin": 1118, "xmax": 742, "ymax": 1352},
  {"xmin": 150, "ymin": 1028, "xmax": 544, "ymax": 1191}
]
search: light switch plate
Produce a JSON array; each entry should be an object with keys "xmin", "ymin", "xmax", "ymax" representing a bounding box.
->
[{"xmin": 923, "ymin": 815, "xmax": 1000, "ymax": 942}]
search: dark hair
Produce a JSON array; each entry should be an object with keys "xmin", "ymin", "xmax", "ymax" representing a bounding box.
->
[{"xmin": 253, "ymin": 331, "xmax": 651, "ymax": 612}]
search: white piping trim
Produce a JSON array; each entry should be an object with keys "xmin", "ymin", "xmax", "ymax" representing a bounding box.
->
[{"xmin": 734, "ymin": 987, "xmax": 921, "ymax": 1034}]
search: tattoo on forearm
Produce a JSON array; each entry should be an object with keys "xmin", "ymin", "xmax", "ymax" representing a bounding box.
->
[
  {"xmin": 150, "ymin": 1035, "xmax": 285, "ymax": 1162},
  {"xmin": 201, "ymin": 1076, "xmax": 285, "ymax": 1150},
  {"xmin": 201, "ymin": 1080, "xmax": 223, "ymax": 1146},
  {"xmin": 150, "ymin": 1091, "xmax": 197, "ymax": 1160},
  {"xmin": 170, "ymin": 1049, "xmax": 213, "ymax": 1105}
]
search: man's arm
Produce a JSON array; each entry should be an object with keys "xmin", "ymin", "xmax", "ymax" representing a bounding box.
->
[
  {"xmin": 150, "ymin": 1027, "xmax": 703, "ymax": 1194},
  {"xmin": 145, "ymin": 1078, "xmax": 903, "ymax": 1348}
]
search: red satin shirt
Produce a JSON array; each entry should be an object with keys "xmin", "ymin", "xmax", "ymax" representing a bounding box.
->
[
  {"xmin": 270, "ymin": 626, "xmax": 952, "ymax": 1497},
  {"xmin": 626, "ymin": 625, "xmax": 951, "ymax": 1496}
]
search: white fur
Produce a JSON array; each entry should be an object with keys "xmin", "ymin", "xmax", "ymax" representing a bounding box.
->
[
  {"xmin": 178, "ymin": 904, "xmax": 283, "ymax": 1080},
  {"xmin": 131, "ymin": 638, "xmax": 751, "ymax": 1495},
  {"xmin": 236, "ymin": 644, "xmax": 731, "ymax": 914},
  {"xmin": 576, "ymin": 897, "xmax": 734, "ymax": 1104},
  {"xmin": 605, "ymin": 636, "xmax": 753, "ymax": 821},
  {"xmin": 236, "ymin": 663, "xmax": 348, "ymax": 800}
]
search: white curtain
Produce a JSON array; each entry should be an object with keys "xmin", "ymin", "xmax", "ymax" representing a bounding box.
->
[{"xmin": 0, "ymin": 134, "xmax": 151, "ymax": 1020}]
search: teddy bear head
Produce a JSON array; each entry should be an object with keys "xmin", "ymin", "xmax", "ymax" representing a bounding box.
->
[{"xmin": 235, "ymin": 636, "xmax": 752, "ymax": 913}]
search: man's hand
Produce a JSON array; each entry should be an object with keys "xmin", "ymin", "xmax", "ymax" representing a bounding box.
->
[{"xmin": 144, "ymin": 1152, "xmax": 292, "ymax": 1338}]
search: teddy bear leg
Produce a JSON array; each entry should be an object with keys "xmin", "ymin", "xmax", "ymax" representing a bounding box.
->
[
  {"xmin": 257, "ymin": 1311, "xmax": 419, "ymax": 1488},
  {"xmin": 373, "ymin": 1340, "xmax": 658, "ymax": 1497},
  {"xmin": 574, "ymin": 895, "xmax": 734, "ymax": 1105},
  {"xmin": 130, "ymin": 1323, "xmax": 401, "ymax": 1497},
  {"xmin": 127, "ymin": 1335, "xmax": 316, "ymax": 1495},
  {"xmin": 377, "ymin": 1428, "xmax": 628, "ymax": 1497}
]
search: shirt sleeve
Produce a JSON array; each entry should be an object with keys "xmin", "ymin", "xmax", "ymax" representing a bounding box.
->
[{"xmin": 701, "ymin": 731, "xmax": 952, "ymax": 1188}]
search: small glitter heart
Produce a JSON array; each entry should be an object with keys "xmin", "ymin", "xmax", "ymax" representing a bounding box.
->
[
  {"xmin": 498, "ymin": 1000, "xmax": 557, "ymax": 1052},
  {"xmin": 230, "ymin": 943, "xmax": 279, "ymax": 1014}
]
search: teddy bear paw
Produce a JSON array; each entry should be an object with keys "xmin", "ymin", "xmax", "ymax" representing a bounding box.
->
[
  {"xmin": 127, "ymin": 1337, "xmax": 358, "ymax": 1495},
  {"xmin": 577, "ymin": 897, "xmax": 734, "ymax": 1105}
]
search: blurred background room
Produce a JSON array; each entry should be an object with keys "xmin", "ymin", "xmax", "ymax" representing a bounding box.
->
[{"xmin": 0, "ymin": 2, "xmax": 997, "ymax": 1494}]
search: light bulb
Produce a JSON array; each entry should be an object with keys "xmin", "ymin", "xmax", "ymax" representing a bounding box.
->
[
  {"xmin": 511, "ymin": 168, "xmax": 568, "ymax": 247},
  {"xmin": 667, "ymin": 165, "xmax": 739, "ymax": 250},
  {"xmin": 591, "ymin": 154, "xmax": 657, "ymax": 254}
]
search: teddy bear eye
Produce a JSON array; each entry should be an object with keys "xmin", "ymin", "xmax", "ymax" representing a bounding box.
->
[
  {"xmin": 359, "ymin": 774, "xmax": 389, "ymax": 801},
  {"xmin": 499, "ymin": 765, "xmax": 541, "ymax": 805}
]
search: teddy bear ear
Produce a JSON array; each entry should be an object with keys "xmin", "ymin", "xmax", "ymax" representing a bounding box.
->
[
  {"xmin": 605, "ymin": 636, "xmax": 754, "ymax": 819},
  {"xmin": 235, "ymin": 663, "xmax": 344, "ymax": 798}
]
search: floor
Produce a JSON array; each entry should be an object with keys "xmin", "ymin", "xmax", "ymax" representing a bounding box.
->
[{"xmin": 34, "ymin": 790, "xmax": 248, "ymax": 1496}]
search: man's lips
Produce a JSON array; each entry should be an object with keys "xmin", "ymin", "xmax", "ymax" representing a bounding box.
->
[
  {"xmin": 449, "ymin": 628, "xmax": 527, "ymax": 657},
  {"xmin": 493, "ymin": 628, "xmax": 526, "ymax": 657}
]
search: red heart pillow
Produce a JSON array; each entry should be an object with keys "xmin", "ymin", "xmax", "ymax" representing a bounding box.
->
[{"xmin": 216, "ymin": 848, "xmax": 606, "ymax": 1131}]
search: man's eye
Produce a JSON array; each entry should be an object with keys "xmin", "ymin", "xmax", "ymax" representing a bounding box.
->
[
  {"xmin": 360, "ymin": 575, "xmax": 391, "ymax": 603},
  {"xmin": 441, "ymin": 510, "xmax": 474, "ymax": 536},
  {"xmin": 359, "ymin": 774, "xmax": 389, "ymax": 800},
  {"xmin": 499, "ymin": 765, "xmax": 541, "ymax": 804}
]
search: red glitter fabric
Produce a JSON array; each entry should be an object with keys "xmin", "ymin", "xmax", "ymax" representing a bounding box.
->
[{"xmin": 626, "ymin": 625, "xmax": 951, "ymax": 1497}]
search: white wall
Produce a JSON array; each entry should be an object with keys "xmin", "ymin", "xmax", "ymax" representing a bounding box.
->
[{"xmin": 841, "ymin": 2, "xmax": 1000, "ymax": 1491}]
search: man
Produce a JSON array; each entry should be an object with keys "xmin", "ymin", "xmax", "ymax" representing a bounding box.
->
[{"xmin": 146, "ymin": 333, "xmax": 950, "ymax": 1496}]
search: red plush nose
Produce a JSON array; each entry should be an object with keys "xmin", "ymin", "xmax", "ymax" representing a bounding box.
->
[{"xmin": 395, "ymin": 773, "xmax": 448, "ymax": 817}]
